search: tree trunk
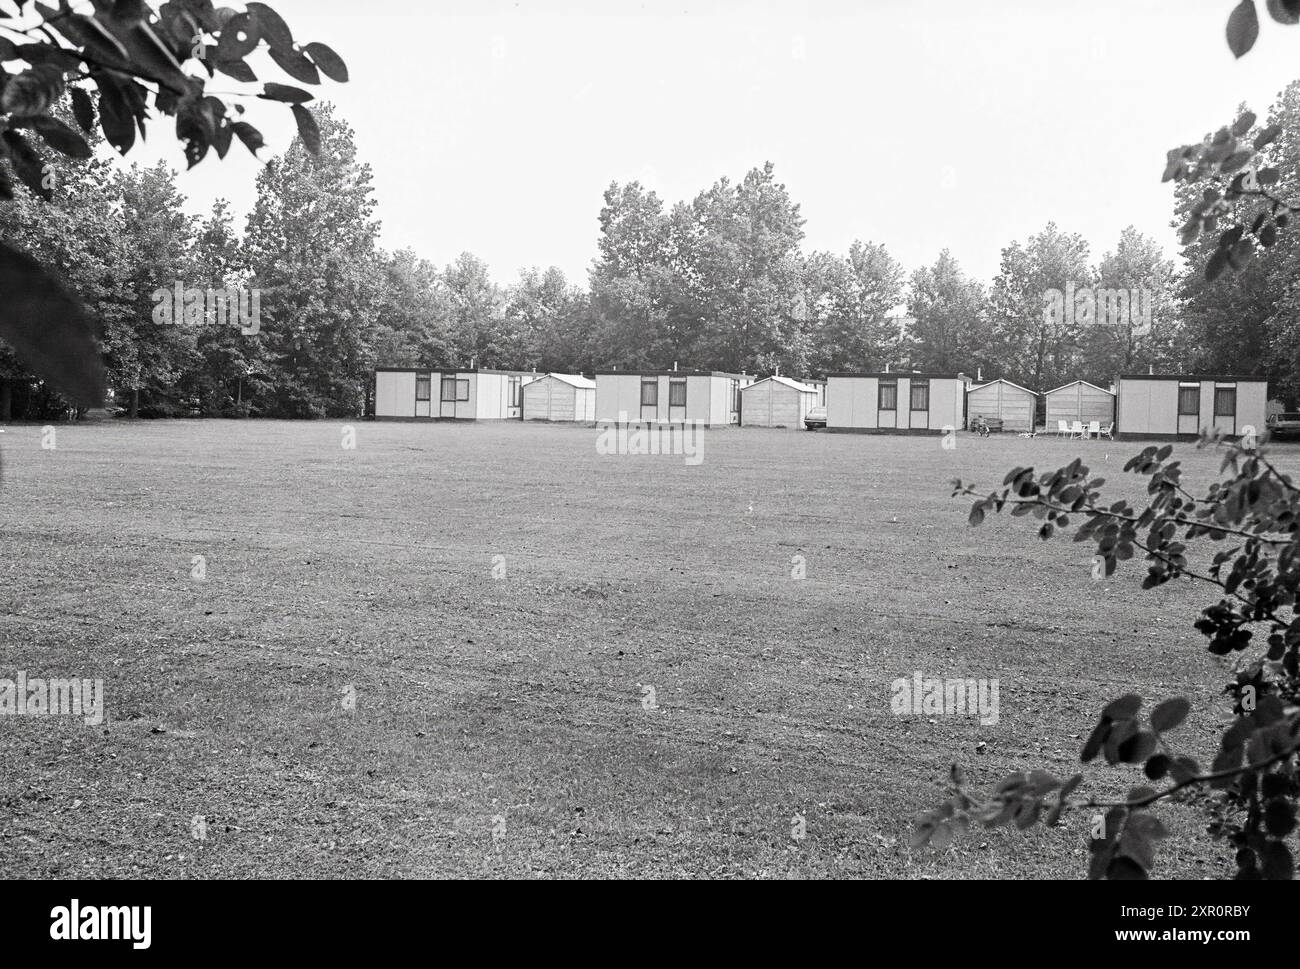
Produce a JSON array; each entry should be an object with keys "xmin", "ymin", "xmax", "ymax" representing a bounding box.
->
[
  {"xmin": 0, "ymin": 379, "xmax": 10, "ymax": 423},
  {"xmin": 130, "ymin": 387, "xmax": 139, "ymax": 419}
]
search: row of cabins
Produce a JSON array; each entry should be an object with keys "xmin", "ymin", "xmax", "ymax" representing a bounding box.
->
[
  {"xmin": 374, "ymin": 368, "xmax": 759, "ymax": 427},
  {"xmin": 829, "ymin": 373, "xmax": 1268, "ymax": 440},
  {"xmin": 373, "ymin": 367, "xmax": 1269, "ymax": 440}
]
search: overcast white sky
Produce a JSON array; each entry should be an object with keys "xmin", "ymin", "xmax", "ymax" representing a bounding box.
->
[{"xmin": 122, "ymin": 0, "xmax": 1300, "ymax": 288}]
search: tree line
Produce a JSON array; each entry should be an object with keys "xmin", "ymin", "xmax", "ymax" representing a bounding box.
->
[{"xmin": 8, "ymin": 83, "xmax": 1300, "ymax": 421}]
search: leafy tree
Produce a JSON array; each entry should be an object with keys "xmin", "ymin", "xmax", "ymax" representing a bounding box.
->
[
  {"xmin": 184, "ymin": 198, "xmax": 266, "ymax": 415},
  {"xmin": 368, "ymin": 247, "xmax": 451, "ymax": 371},
  {"xmin": 0, "ymin": 93, "xmax": 123, "ymax": 418},
  {"xmin": 503, "ymin": 266, "xmax": 593, "ymax": 373},
  {"xmin": 442, "ymin": 251, "xmax": 506, "ymax": 369},
  {"xmin": 242, "ymin": 103, "xmax": 381, "ymax": 418},
  {"xmin": 1082, "ymin": 226, "xmax": 1182, "ymax": 384},
  {"xmin": 904, "ymin": 250, "xmax": 990, "ymax": 375},
  {"xmin": 588, "ymin": 180, "xmax": 684, "ymax": 369},
  {"xmin": 0, "ymin": 0, "xmax": 348, "ymax": 409},
  {"xmin": 987, "ymin": 223, "xmax": 1092, "ymax": 391},
  {"xmin": 102, "ymin": 160, "xmax": 197, "ymax": 417},
  {"xmin": 671, "ymin": 162, "xmax": 806, "ymax": 373},
  {"xmin": 800, "ymin": 242, "xmax": 905, "ymax": 375}
]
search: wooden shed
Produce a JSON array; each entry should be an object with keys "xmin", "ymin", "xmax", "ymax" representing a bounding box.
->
[
  {"xmin": 374, "ymin": 368, "xmax": 538, "ymax": 420},
  {"xmin": 825, "ymin": 372, "xmax": 968, "ymax": 434},
  {"xmin": 1116, "ymin": 374, "xmax": 1268, "ymax": 441},
  {"xmin": 594, "ymin": 370, "xmax": 753, "ymax": 427},
  {"xmin": 1043, "ymin": 380, "xmax": 1115, "ymax": 429},
  {"xmin": 521, "ymin": 373, "xmax": 596, "ymax": 423},
  {"xmin": 739, "ymin": 376, "xmax": 819, "ymax": 428},
  {"xmin": 966, "ymin": 379, "xmax": 1038, "ymax": 432}
]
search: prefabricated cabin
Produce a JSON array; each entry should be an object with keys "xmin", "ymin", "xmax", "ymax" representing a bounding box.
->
[
  {"xmin": 739, "ymin": 375, "xmax": 820, "ymax": 428},
  {"xmin": 966, "ymin": 379, "xmax": 1038, "ymax": 432},
  {"xmin": 1115, "ymin": 375, "xmax": 1268, "ymax": 440},
  {"xmin": 825, "ymin": 373, "xmax": 968, "ymax": 434},
  {"xmin": 1043, "ymin": 380, "xmax": 1116, "ymax": 429},
  {"xmin": 521, "ymin": 373, "xmax": 597, "ymax": 423},
  {"xmin": 593, "ymin": 371, "xmax": 753, "ymax": 427},
  {"xmin": 374, "ymin": 368, "xmax": 538, "ymax": 420}
]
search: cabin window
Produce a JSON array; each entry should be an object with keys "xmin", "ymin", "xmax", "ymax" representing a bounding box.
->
[
  {"xmin": 415, "ymin": 376, "xmax": 431, "ymax": 402},
  {"xmin": 457, "ymin": 380, "xmax": 470, "ymax": 402},
  {"xmin": 641, "ymin": 379, "xmax": 658, "ymax": 407},
  {"xmin": 1178, "ymin": 384, "xmax": 1200, "ymax": 416},
  {"xmin": 669, "ymin": 379, "xmax": 687, "ymax": 407},
  {"xmin": 1214, "ymin": 386, "xmax": 1237, "ymax": 417},
  {"xmin": 910, "ymin": 379, "xmax": 930, "ymax": 411},
  {"xmin": 508, "ymin": 376, "xmax": 522, "ymax": 407},
  {"xmin": 441, "ymin": 378, "xmax": 458, "ymax": 402},
  {"xmin": 879, "ymin": 380, "xmax": 898, "ymax": 411}
]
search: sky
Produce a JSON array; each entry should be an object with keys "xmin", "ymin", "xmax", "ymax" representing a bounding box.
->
[{"xmin": 114, "ymin": 0, "xmax": 1300, "ymax": 289}]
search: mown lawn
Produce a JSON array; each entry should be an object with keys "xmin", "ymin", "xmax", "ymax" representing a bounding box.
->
[{"xmin": 1, "ymin": 419, "xmax": 1291, "ymax": 878}]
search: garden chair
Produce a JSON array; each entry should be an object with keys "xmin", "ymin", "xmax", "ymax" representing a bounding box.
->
[
  {"xmin": 1070, "ymin": 421, "xmax": 1085, "ymax": 440},
  {"xmin": 1087, "ymin": 420, "xmax": 1101, "ymax": 440},
  {"xmin": 1099, "ymin": 422, "xmax": 1114, "ymax": 440},
  {"xmin": 1056, "ymin": 419, "xmax": 1070, "ymax": 438}
]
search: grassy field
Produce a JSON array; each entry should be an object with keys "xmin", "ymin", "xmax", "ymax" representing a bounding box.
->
[{"xmin": 1, "ymin": 418, "xmax": 1293, "ymax": 879}]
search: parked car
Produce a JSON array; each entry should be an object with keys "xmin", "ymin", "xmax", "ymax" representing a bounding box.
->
[
  {"xmin": 1267, "ymin": 411, "xmax": 1300, "ymax": 440},
  {"xmin": 804, "ymin": 405, "xmax": 827, "ymax": 430}
]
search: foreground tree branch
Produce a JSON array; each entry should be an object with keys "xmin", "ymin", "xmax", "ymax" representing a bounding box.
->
[{"xmin": 919, "ymin": 434, "xmax": 1300, "ymax": 880}]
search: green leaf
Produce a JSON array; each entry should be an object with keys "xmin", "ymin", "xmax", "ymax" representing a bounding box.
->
[
  {"xmin": 1102, "ymin": 695, "xmax": 1142, "ymax": 721},
  {"xmin": 1227, "ymin": 1, "xmax": 1261, "ymax": 58},
  {"xmin": 1206, "ymin": 246, "xmax": 1230, "ymax": 282},
  {"xmin": 0, "ymin": 65, "xmax": 63, "ymax": 116},
  {"xmin": 260, "ymin": 82, "xmax": 313, "ymax": 103},
  {"xmin": 1255, "ymin": 124, "xmax": 1283, "ymax": 149},
  {"xmin": 1266, "ymin": 0, "xmax": 1300, "ymax": 24},
  {"xmin": 1081, "ymin": 720, "xmax": 1109, "ymax": 763},
  {"xmin": 215, "ymin": 12, "xmax": 260, "ymax": 60},
  {"xmin": 291, "ymin": 103, "xmax": 320, "ymax": 155},
  {"xmin": 269, "ymin": 44, "xmax": 320, "ymax": 85},
  {"xmin": 11, "ymin": 114, "xmax": 92, "ymax": 159},
  {"xmin": 1106, "ymin": 855, "xmax": 1148, "ymax": 880},
  {"xmin": 304, "ymin": 41, "xmax": 348, "ymax": 83},
  {"xmin": 1261, "ymin": 840, "xmax": 1293, "ymax": 880},
  {"xmin": 1264, "ymin": 798, "xmax": 1296, "ymax": 837},
  {"xmin": 0, "ymin": 129, "xmax": 51, "ymax": 200},
  {"xmin": 215, "ymin": 58, "xmax": 258, "ymax": 83},
  {"xmin": 1150, "ymin": 697, "xmax": 1191, "ymax": 733},
  {"xmin": 230, "ymin": 120, "xmax": 265, "ymax": 157},
  {"xmin": 70, "ymin": 86, "xmax": 95, "ymax": 132},
  {"xmin": 0, "ymin": 242, "xmax": 105, "ymax": 408},
  {"xmin": 247, "ymin": 2, "xmax": 295, "ymax": 51}
]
